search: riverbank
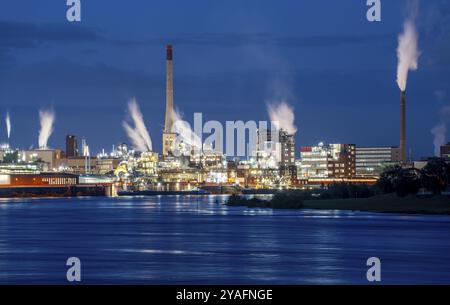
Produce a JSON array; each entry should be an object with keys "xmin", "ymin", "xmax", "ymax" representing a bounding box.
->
[
  {"xmin": 227, "ymin": 193, "xmax": 450, "ymax": 215},
  {"xmin": 303, "ymin": 194, "xmax": 450, "ymax": 215}
]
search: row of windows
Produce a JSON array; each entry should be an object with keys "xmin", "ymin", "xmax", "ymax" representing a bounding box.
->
[
  {"xmin": 356, "ymin": 149, "xmax": 396, "ymax": 152},
  {"xmin": 356, "ymin": 155, "xmax": 392, "ymax": 159},
  {"xmin": 42, "ymin": 177, "xmax": 77, "ymax": 185},
  {"xmin": 328, "ymin": 163, "xmax": 348, "ymax": 168}
]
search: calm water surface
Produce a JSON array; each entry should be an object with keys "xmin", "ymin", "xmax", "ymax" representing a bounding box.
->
[{"xmin": 1, "ymin": 196, "xmax": 450, "ymax": 284}]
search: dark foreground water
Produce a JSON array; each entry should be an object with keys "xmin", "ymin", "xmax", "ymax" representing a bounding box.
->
[{"xmin": 1, "ymin": 196, "xmax": 450, "ymax": 284}]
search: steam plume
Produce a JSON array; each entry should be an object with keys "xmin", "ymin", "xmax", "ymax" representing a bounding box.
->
[
  {"xmin": 267, "ymin": 102, "xmax": 297, "ymax": 135},
  {"xmin": 38, "ymin": 108, "xmax": 55, "ymax": 149},
  {"xmin": 171, "ymin": 108, "xmax": 202, "ymax": 150},
  {"xmin": 122, "ymin": 98, "xmax": 152, "ymax": 152},
  {"xmin": 431, "ymin": 123, "xmax": 446, "ymax": 157},
  {"xmin": 396, "ymin": 5, "xmax": 420, "ymax": 91},
  {"xmin": 431, "ymin": 105, "xmax": 450, "ymax": 157},
  {"xmin": 5, "ymin": 112, "xmax": 11, "ymax": 139}
]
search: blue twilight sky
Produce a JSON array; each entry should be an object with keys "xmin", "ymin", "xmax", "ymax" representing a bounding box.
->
[{"xmin": 0, "ymin": 0, "xmax": 449, "ymax": 158}]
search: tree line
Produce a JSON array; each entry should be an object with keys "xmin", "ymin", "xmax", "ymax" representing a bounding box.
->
[{"xmin": 378, "ymin": 157, "xmax": 450, "ymax": 197}]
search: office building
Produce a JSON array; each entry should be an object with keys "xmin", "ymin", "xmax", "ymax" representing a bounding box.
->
[
  {"xmin": 279, "ymin": 129, "xmax": 296, "ymax": 177},
  {"xmin": 441, "ymin": 143, "xmax": 450, "ymax": 160},
  {"xmin": 300, "ymin": 143, "xmax": 356, "ymax": 179},
  {"xmin": 66, "ymin": 135, "xmax": 78, "ymax": 157},
  {"xmin": 254, "ymin": 128, "xmax": 296, "ymax": 177},
  {"xmin": 355, "ymin": 147, "xmax": 401, "ymax": 177}
]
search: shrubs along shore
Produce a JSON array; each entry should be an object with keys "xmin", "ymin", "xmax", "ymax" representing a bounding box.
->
[
  {"xmin": 227, "ymin": 192, "xmax": 305, "ymax": 209},
  {"xmin": 226, "ymin": 191, "xmax": 450, "ymax": 215}
]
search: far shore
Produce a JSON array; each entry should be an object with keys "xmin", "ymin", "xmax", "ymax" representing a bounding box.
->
[{"xmin": 227, "ymin": 194, "xmax": 450, "ymax": 215}]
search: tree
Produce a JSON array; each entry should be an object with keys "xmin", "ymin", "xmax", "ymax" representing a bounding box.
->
[
  {"xmin": 377, "ymin": 165, "xmax": 421, "ymax": 197},
  {"xmin": 421, "ymin": 158, "xmax": 450, "ymax": 195},
  {"xmin": 320, "ymin": 184, "xmax": 374, "ymax": 199},
  {"xmin": 377, "ymin": 165, "xmax": 402, "ymax": 194},
  {"xmin": 393, "ymin": 168, "xmax": 421, "ymax": 197}
]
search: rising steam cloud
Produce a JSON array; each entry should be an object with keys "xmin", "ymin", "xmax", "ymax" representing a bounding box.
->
[
  {"xmin": 267, "ymin": 102, "xmax": 297, "ymax": 135},
  {"xmin": 38, "ymin": 109, "xmax": 55, "ymax": 149},
  {"xmin": 431, "ymin": 124, "xmax": 446, "ymax": 157},
  {"xmin": 122, "ymin": 98, "xmax": 152, "ymax": 152},
  {"xmin": 431, "ymin": 106, "xmax": 450, "ymax": 156},
  {"xmin": 396, "ymin": 4, "xmax": 420, "ymax": 92},
  {"xmin": 5, "ymin": 112, "xmax": 11, "ymax": 139},
  {"xmin": 171, "ymin": 108, "xmax": 202, "ymax": 150}
]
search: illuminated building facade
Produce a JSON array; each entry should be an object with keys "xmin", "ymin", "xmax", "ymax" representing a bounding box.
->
[
  {"xmin": 0, "ymin": 144, "xmax": 12, "ymax": 162},
  {"xmin": 300, "ymin": 143, "xmax": 356, "ymax": 180},
  {"xmin": 96, "ymin": 157, "xmax": 121, "ymax": 175},
  {"xmin": 254, "ymin": 128, "xmax": 296, "ymax": 179},
  {"xmin": 56, "ymin": 156, "xmax": 98, "ymax": 174},
  {"xmin": 22, "ymin": 149, "xmax": 62, "ymax": 171},
  {"xmin": 136, "ymin": 152, "xmax": 158, "ymax": 176},
  {"xmin": 255, "ymin": 128, "xmax": 280, "ymax": 170},
  {"xmin": 355, "ymin": 146, "xmax": 401, "ymax": 177},
  {"xmin": 441, "ymin": 143, "xmax": 450, "ymax": 160},
  {"xmin": 279, "ymin": 130, "xmax": 296, "ymax": 178}
]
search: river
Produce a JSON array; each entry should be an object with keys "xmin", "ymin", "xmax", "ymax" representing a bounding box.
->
[{"xmin": 1, "ymin": 196, "xmax": 449, "ymax": 284}]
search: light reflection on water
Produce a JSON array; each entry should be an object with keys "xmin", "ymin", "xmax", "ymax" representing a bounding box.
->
[{"xmin": 0, "ymin": 195, "xmax": 450, "ymax": 284}]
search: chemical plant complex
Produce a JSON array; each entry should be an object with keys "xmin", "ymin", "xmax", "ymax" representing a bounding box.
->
[{"xmin": 0, "ymin": 45, "xmax": 449, "ymax": 198}]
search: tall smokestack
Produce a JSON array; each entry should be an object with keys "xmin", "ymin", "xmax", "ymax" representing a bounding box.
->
[
  {"xmin": 162, "ymin": 44, "xmax": 176, "ymax": 156},
  {"xmin": 400, "ymin": 91, "xmax": 407, "ymax": 162},
  {"xmin": 164, "ymin": 45, "xmax": 174, "ymax": 132}
]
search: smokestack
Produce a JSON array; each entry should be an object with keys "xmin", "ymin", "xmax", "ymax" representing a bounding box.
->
[
  {"xmin": 164, "ymin": 44, "xmax": 174, "ymax": 133},
  {"xmin": 166, "ymin": 44, "xmax": 173, "ymax": 61},
  {"xmin": 400, "ymin": 90, "xmax": 407, "ymax": 162},
  {"xmin": 162, "ymin": 44, "xmax": 176, "ymax": 156}
]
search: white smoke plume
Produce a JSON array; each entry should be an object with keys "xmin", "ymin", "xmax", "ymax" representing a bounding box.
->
[
  {"xmin": 431, "ymin": 123, "xmax": 446, "ymax": 157},
  {"xmin": 171, "ymin": 108, "xmax": 202, "ymax": 151},
  {"xmin": 122, "ymin": 98, "xmax": 152, "ymax": 152},
  {"xmin": 396, "ymin": 2, "xmax": 421, "ymax": 92},
  {"xmin": 431, "ymin": 105, "xmax": 450, "ymax": 157},
  {"xmin": 5, "ymin": 112, "xmax": 11, "ymax": 139},
  {"xmin": 38, "ymin": 108, "xmax": 55, "ymax": 149},
  {"xmin": 267, "ymin": 102, "xmax": 297, "ymax": 135}
]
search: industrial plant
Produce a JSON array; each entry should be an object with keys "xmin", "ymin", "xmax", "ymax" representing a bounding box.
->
[{"xmin": 0, "ymin": 43, "xmax": 448, "ymax": 198}]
